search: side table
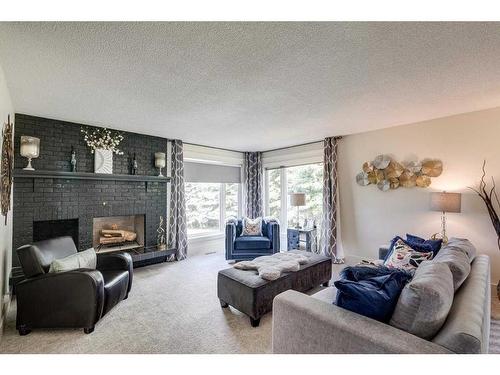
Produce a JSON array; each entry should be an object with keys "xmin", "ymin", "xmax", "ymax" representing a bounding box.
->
[{"xmin": 287, "ymin": 228, "xmax": 317, "ymax": 252}]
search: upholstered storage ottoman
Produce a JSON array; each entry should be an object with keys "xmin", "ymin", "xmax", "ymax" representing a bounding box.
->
[{"xmin": 217, "ymin": 250, "xmax": 332, "ymax": 327}]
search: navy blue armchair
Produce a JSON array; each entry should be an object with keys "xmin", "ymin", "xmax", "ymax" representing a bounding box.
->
[{"xmin": 225, "ymin": 219, "xmax": 280, "ymax": 261}]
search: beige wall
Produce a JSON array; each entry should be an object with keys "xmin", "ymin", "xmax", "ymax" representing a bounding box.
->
[
  {"xmin": 338, "ymin": 107, "xmax": 500, "ymax": 283},
  {"xmin": 0, "ymin": 63, "xmax": 13, "ymax": 340}
]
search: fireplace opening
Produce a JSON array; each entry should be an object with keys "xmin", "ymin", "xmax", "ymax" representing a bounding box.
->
[
  {"xmin": 33, "ymin": 219, "xmax": 79, "ymax": 247},
  {"xmin": 92, "ymin": 215, "xmax": 145, "ymax": 253}
]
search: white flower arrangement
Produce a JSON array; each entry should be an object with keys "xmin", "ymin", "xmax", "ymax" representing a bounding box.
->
[{"xmin": 80, "ymin": 127, "xmax": 124, "ymax": 155}]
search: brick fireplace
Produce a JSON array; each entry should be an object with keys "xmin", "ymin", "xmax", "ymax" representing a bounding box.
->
[{"xmin": 12, "ymin": 114, "xmax": 173, "ymax": 275}]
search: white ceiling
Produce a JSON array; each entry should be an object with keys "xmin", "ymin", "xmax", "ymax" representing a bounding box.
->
[{"xmin": 1, "ymin": 22, "xmax": 500, "ymax": 151}]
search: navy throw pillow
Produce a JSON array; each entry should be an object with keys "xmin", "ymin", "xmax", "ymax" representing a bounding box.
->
[
  {"xmin": 406, "ymin": 233, "xmax": 425, "ymax": 243},
  {"xmin": 340, "ymin": 264, "xmax": 412, "ymax": 282},
  {"xmin": 334, "ymin": 272, "xmax": 409, "ymax": 322},
  {"xmin": 406, "ymin": 233, "xmax": 442, "ymax": 255}
]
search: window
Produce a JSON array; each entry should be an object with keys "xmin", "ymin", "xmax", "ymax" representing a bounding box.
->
[
  {"xmin": 267, "ymin": 168, "xmax": 282, "ymax": 220},
  {"xmin": 185, "ymin": 182, "xmax": 241, "ymax": 238},
  {"xmin": 266, "ymin": 162, "xmax": 323, "ymax": 232},
  {"xmin": 286, "ymin": 163, "xmax": 323, "ymax": 228},
  {"xmin": 225, "ymin": 183, "xmax": 239, "ymax": 219},
  {"xmin": 184, "ymin": 159, "xmax": 242, "ymax": 238},
  {"xmin": 185, "ymin": 183, "xmax": 221, "ymax": 236}
]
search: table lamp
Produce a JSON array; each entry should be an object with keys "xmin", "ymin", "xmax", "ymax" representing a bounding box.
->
[
  {"xmin": 290, "ymin": 192, "xmax": 306, "ymax": 229},
  {"xmin": 430, "ymin": 191, "xmax": 461, "ymax": 243},
  {"xmin": 20, "ymin": 136, "xmax": 40, "ymax": 171}
]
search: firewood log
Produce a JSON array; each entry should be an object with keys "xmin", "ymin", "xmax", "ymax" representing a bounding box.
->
[
  {"xmin": 99, "ymin": 236, "xmax": 125, "ymax": 245},
  {"xmin": 101, "ymin": 229, "xmax": 137, "ymax": 242}
]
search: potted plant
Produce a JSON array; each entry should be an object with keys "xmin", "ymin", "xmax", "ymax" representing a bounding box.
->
[
  {"xmin": 469, "ymin": 161, "xmax": 500, "ymax": 300},
  {"xmin": 81, "ymin": 127, "xmax": 124, "ymax": 174}
]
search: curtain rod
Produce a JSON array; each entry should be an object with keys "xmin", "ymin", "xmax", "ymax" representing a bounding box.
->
[
  {"xmin": 264, "ymin": 161, "xmax": 324, "ymax": 171},
  {"xmin": 182, "ymin": 141, "xmax": 243, "ymax": 153},
  {"xmin": 261, "ymin": 136, "xmax": 343, "ymax": 153},
  {"xmin": 183, "ymin": 136, "xmax": 344, "ymax": 154}
]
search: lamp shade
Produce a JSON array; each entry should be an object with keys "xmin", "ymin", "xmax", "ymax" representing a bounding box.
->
[
  {"xmin": 290, "ymin": 192, "xmax": 306, "ymax": 207},
  {"xmin": 154, "ymin": 152, "xmax": 166, "ymax": 168},
  {"xmin": 20, "ymin": 136, "xmax": 40, "ymax": 158},
  {"xmin": 430, "ymin": 192, "xmax": 461, "ymax": 213}
]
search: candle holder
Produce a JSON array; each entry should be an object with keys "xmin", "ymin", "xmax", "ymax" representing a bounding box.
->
[
  {"xmin": 20, "ymin": 136, "xmax": 40, "ymax": 171},
  {"xmin": 155, "ymin": 152, "xmax": 166, "ymax": 177}
]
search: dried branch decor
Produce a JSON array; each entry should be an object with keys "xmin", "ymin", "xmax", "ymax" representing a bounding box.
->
[
  {"xmin": 1, "ymin": 115, "xmax": 14, "ymax": 225},
  {"xmin": 81, "ymin": 127, "xmax": 124, "ymax": 155},
  {"xmin": 469, "ymin": 160, "xmax": 500, "ymax": 250}
]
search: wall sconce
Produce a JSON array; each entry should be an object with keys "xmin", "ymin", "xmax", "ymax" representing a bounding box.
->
[
  {"xmin": 155, "ymin": 152, "xmax": 166, "ymax": 177},
  {"xmin": 20, "ymin": 136, "xmax": 40, "ymax": 171}
]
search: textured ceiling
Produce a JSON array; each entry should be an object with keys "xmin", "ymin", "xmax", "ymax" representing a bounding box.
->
[{"xmin": 1, "ymin": 22, "xmax": 500, "ymax": 151}]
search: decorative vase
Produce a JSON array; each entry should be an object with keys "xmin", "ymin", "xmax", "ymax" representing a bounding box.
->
[{"xmin": 94, "ymin": 148, "xmax": 113, "ymax": 174}]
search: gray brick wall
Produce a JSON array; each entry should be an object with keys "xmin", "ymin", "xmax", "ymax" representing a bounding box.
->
[
  {"xmin": 14, "ymin": 114, "xmax": 168, "ymax": 174},
  {"xmin": 13, "ymin": 114, "xmax": 169, "ymax": 266}
]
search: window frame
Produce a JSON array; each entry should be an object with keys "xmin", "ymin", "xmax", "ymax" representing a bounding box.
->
[
  {"xmin": 265, "ymin": 167, "xmax": 288, "ymax": 229},
  {"xmin": 186, "ymin": 182, "xmax": 242, "ymax": 240},
  {"xmin": 265, "ymin": 163, "xmax": 323, "ymax": 245}
]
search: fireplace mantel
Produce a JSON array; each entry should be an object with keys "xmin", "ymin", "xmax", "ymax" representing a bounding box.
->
[{"xmin": 13, "ymin": 169, "xmax": 171, "ymax": 183}]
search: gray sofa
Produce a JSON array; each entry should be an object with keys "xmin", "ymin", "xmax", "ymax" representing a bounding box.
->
[{"xmin": 272, "ymin": 241, "xmax": 491, "ymax": 354}]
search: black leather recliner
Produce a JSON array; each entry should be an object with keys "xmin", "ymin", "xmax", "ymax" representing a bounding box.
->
[{"xmin": 16, "ymin": 236, "xmax": 133, "ymax": 335}]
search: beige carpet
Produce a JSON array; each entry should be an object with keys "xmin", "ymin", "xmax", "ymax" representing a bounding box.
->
[
  {"xmin": 0, "ymin": 251, "xmax": 273, "ymax": 354},
  {"xmin": 1, "ymin": 251, "xmax": 499, "ymax": 354}
]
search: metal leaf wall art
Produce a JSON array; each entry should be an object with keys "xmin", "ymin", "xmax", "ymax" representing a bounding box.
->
[{"xmin": 356, "ymin": 154, "xmax": 443, "ymax": 192}]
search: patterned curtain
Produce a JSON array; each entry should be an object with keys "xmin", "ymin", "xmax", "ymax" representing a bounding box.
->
[
  {"xmin": 243, "ymin": 152, "xmax": 263, "ymax": 218},
  {"xmin": 321, "ymin": 137, "xmax": 344, "ymax": 263},
  {"xmin": 167, "ymin": 140, "xmax": 188, "ymax": 261}
]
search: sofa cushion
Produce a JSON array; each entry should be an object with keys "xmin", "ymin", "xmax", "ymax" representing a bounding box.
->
[
  {"xmin": 234, "ymin": 236, "xmax": 271, "ymax": 250},
  {"xmin": 431, "ymin": 255, "xmax": 491, "ymax": 354},
  {"xmin": 48, "ymin": 248, "xmax": 97, "ymax": 273},
  {"xmin": 445, "ymin": 237, "xmax": 477, "ymax": 261},
  {"xmin": 311, "ymin": 285, "xmax": 337, "ymax": 303},
  {"xmin": 384, "ymin": 239, "xmax": 433, "ymax": 271},
  {"xmin": 389, "ymin": 261, "xmax": 454, "ymax": 340},
  {"xmin": 432, "ymin": 247, "xmax": 471, "ymax": 291},
  {"xmin": 334, "ymin": 272, "xmax": 409, "ymax": 322}
]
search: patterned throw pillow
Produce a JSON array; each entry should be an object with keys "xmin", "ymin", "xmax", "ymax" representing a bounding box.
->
[
  {"xmin": 384, "ymin": 239, "xmax": 433, "ymax": 271},
  {"xmin": 242, "ymin": 217, "xmax": 263, "ymax": 236}
]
